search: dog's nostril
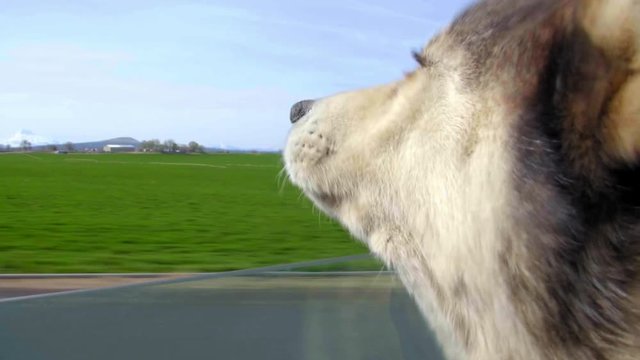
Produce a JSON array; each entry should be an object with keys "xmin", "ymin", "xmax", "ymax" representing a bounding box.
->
[{"xmin": 290, "ymin": 99, "xmax": 315, "ymax": 124}]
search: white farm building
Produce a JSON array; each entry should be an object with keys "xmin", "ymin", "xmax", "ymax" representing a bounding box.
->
[{"xmin": 103, "ymin": 144, "xmax": 136, "ymax": 153}]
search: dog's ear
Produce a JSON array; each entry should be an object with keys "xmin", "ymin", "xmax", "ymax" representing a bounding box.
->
[{"xmin": 567, "ymin": 0, "xmax": 640, "ymax": 164}]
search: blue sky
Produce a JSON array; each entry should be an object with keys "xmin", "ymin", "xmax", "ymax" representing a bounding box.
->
[{"xmin": 0, "ymin": 0, "xmax": 471, "ymax": 149}]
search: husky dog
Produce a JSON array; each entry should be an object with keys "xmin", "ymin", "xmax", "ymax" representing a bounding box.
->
[{"xmin": 284, "ymin": 0, "xmax": 640, "ymax": 358}]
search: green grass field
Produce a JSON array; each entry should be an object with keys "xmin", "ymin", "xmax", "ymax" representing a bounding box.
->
[{"xmin": 0, "ymin": 152, "xmax": 368, "ymax": 273}]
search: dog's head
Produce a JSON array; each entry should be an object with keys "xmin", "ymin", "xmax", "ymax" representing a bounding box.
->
[{"xmin": 284, "ymin": 0, "xmax": 640, "ymax": 265}]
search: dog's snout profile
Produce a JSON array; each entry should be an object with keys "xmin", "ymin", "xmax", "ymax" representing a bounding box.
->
[
  {"xmin": 283, "ymin": 0, "xmax": 640, "ymax": 359},
  {"xmin": 289, "ymin": 99, "xmax": 314, "ymax": 124}
]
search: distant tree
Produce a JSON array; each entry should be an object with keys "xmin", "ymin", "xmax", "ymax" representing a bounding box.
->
[
  {"xmin": 163, "ymin": 139, "xmax": 178, "ymax": 153},
  {"xmin": 0, "ymin": 144, "xmax": 4, "ymax": 152},
  {"xmin": 141, "ymin": 140, "xmax": 150, "ymax": 152},
  {"xmin": 20, "ymin": 140, "xmax": 32, "ymax": 152},
  {"xmin": 48, "ymin": 145, "xmax": 59, "ymax": 152},
  {"xmin": 63, "ymin": 142, "xmax": 75, "ymax": 152},
  {"xmin": 188, "ymin": 141, "xmax": 204, "ymax": 153},
  {"xmin": 6, "ymin": 144, "xmax": 12, "ymax": 152},
  {"xmin": 141, "ymin": 139, "xmax": 162, "ymax": 152}
]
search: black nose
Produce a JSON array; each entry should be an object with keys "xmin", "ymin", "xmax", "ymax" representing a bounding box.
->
[{"xmin": 290, "ymin": 99, "xmax": 315, "ymax": 124}]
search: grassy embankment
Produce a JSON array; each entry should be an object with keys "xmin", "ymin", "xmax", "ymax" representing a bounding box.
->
[{"xmin": 0, "ymin": 152, "xmax": 373, "ymax": 273}]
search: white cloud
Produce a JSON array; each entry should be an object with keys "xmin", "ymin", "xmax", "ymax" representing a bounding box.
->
[
  {"xmin": 0, "ymin": 0, "xmax": 473, "ymax": 148},
  {"xmin": 4, "ymin": 129, "xmax": 54, "ymax": 147},
  {"xmin": 342, "ymin": 0, "xmax": 445, "ymax": 27},
  {"xmin": 0, "ymin": 43, "xmax": 297, "ymax": 148}
]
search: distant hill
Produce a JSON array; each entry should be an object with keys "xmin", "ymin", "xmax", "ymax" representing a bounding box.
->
[
  {"xmin": 73, "ymin": 137, "xmax": 140, "ymax": 150},
  {"xmin": 30, "ymin": 137, "xmax": 140, "ymax": 151},
  {"xmin": 205, "ymin": 143, "xmax": 281, "ymax": 154},
  {"xmin": 205, "ymin": 146, "xmax": 281, "ymax": 154},
  {"xmin": 24, "ymin": 136, "xmax": 282, "ymax": 153}
]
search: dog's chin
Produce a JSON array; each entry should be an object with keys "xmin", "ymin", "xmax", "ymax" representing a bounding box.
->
[
  {"xmin": 287, "ymin": 163, "xmax": 338, "ymax": 209},
  {"xmin": 284, "ymin": 160, "xmax": 331, "ymax": 211},
  {"xmin": 307, "ymin": 189, "xmax": 343, "ymax": 216}
]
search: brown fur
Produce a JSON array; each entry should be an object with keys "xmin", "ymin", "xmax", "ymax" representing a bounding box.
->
[{"xmin": 285, "ymin": 1, "xmax": 640, "ymax": 358}]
